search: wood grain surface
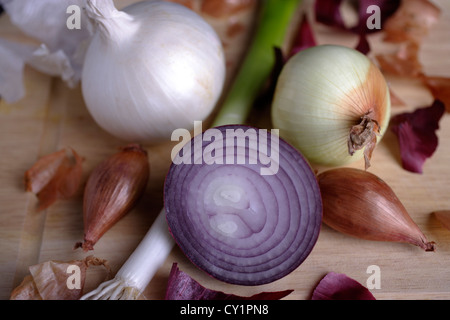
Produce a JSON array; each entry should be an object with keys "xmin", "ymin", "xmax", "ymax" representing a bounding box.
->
[{"xmin": 1, "ymin": 0, "xmax": 449, "ymax": 300}]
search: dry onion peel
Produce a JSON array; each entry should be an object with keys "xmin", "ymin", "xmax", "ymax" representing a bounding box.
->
[
  {"xmin": 0, "ymin": 0, "xmax": 90, "ymax": 103},
  {"xmin": 422, "ymin": 77, "xmax": 450, "ymax": 112},
  {"xmin": 75, "ymin": 144, "xmax": 150, "ymax": 251},
  {"xmin": 314, "ymin": 0, "xmax": 400, "ymax": 34},
  {"xmin": 375, "ymin": 0, "xmax": 447, "ymax": 109},
  {"xmin": 382, "ymin": 0, "xmax": 441, "ymax": 45},
  {"xmin": 165, "ymin": 263, "xmax": 293, "ymax": 300},
  {"xmin": 272, "ymin": 45, "xmax": 391, "ymax": 169},
  {"xmin": 25, "ymin": 149, "xmax": 66, "ymax": 194},
  {"xmin": 311, "ymin": 272, "xmax": 375, "ymax": 300},
  {"xmin": 390, "ymin": 100, "xmax": 445, "ymax": 174},
  {"xmin": 24, "ymin": 147, "xmax": 83, "ymax": 211},
  {"xmin": 10, "ymin": 256, "xmax": 111, "ymax": 300},
  {"xmin": 314, "ymin": 0, "xmax": 401, "ymax": 54},
  {"xmin": 318, "ymin": 167, "xmax": 435, "ymax": 251}
]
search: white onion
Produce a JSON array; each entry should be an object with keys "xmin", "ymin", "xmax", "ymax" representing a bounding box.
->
[
  {"xmin": 82, "ymin": 0, "xmax": 226, "ymax": 142},
  {"xmin": 271, "ymin": 45, "xmax": 391, "ymax": 168}
]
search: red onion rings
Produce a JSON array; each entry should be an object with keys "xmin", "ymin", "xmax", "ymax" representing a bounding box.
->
[{"xmin": 164, "ymin": 125, "xmax": 322, "ymax": 285}]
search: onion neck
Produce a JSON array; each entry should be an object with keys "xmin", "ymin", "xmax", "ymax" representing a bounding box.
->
[
  {"xmin": 86, "ymin": 0, "xmax": 136, "ymax": 44},
  {"xmin": 347, "ymin": 112, "xmax": 380, "ymax": 170}
]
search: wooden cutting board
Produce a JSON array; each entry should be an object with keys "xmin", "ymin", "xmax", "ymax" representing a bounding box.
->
[{"xmin": 1, "ymin": 0, "xmax": 450, "ymax": 300}]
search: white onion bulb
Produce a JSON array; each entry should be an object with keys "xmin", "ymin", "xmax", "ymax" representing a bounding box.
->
[
  {"xmin": 82, "ymin": 0, "xmax": 226, "ymax": 142},
  {"xmin": 271, "ymin": 45, "xmax": 391, "ymax": 168}
]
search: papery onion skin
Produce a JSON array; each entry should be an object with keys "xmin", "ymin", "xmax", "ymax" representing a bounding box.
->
[
  {"xmin": 165, "ymin": 263, "xmax": 293, "ymax": 300},
  {"xmin": 271, "ymin": 45, "xmax": 391, "ymax": 168},
  {"xmin": 10, "ymin": 256, "xmax": 111, "ymax": 300},
  {"xmin": 25, "ymin": 149, "xmax": 67, "ymax": 194},
  {"xmin": 164, "ymin": 125, "xmax": 322, "ymax": 286},
  {"xmin": 311, "ymin": 272, "xmax": 376, "ymax": 300},
  {"xmin": 24, "ymin": 148, "xmax": 84, "ymax": 211},
  {"xmin": 318, "ymin": 167, "xmax": 435, "ymax": 251},
  {"xmin": 82, "ymin": 0, "xmax": 226, "ymax": 142}
]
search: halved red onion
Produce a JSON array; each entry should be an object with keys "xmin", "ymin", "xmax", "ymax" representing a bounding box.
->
[{"xmin": 164, "ymin": 125, "xmax": 322, "ymax": 286}]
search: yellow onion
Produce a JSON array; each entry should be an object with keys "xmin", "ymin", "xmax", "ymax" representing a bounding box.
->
[{"xmin": 271, "ymin": 45, "xmax": 391, "ymax": 169}]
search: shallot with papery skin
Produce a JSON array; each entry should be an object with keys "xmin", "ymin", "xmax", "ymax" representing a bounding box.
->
[
  {"xmin": 318, "ymin": 168, "xmax": 435, "ymax": 251},
  {"xmin": 75, "ymin": 144, "xmax": 150, "ymax": 251}
]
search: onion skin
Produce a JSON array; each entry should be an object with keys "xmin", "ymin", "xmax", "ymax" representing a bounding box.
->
[
  {"xmin": 76, "ymin": 144, "xmax": 150, "ymax": 251},
  {"xmin": 318, "ymin": 168, "xmax": 435, "ymax": 251},
  {"xmin": 25, "ymin": 148, "xmax": 84, "ymax": 211},
  {"xmin": 271, "ymin": 45, "xmax": 391, "ymax": 169},
  {"xmin": 311, "ymin": 272, "xmax": 376, "ymax": 300},
  {"xmin": 10, "ymin": 256, "xmax": 111, "ymax": 300},
  {"xmin": 165, "ymin": 263, "xmax": 294, "ymax": 300},
  {"xmin": 25, "ymin": 149, "xmax": 67, "ymax": 195}
]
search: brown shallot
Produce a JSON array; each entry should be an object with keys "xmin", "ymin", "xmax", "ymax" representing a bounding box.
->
[
  {"xmin": 317, "ymin": 168, "xmax": 435, "ymax": 251},
  {"xmin": 75, "ymin": 144, "xmax": 150, "ymax": 251}
]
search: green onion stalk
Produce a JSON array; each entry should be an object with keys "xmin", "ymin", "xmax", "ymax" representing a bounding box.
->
[
  {"xmin": 212, "ymin": 0, "xmax": 301, "ymax": 127},
  {"xmin": 80, "ymin": 0, "xmax": 302, "ymax": 300}
]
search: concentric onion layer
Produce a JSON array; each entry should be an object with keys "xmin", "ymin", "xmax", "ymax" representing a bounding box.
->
[{"xmin": 164, "ymin": 125, "xmax": 322, "ymax": 285}]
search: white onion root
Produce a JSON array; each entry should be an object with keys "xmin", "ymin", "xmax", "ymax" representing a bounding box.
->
[
  {"xmin": 80, "ymin": 209, "xmax": 175, "ymax": 300},
  {"xmin": 80, "ymin": 278, "xmax": 141, "ymax": 300}
]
